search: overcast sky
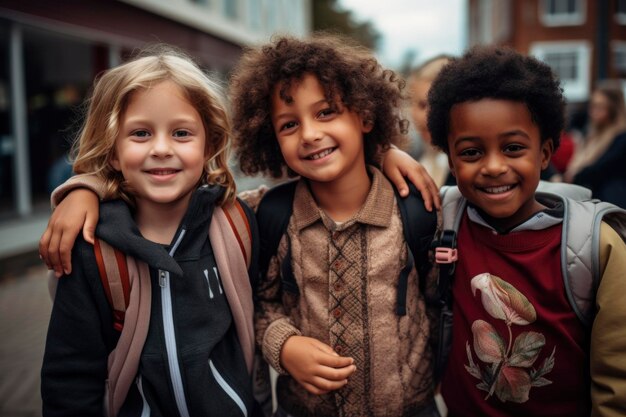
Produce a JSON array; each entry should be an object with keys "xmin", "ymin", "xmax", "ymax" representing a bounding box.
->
[{"xmin": 337, "ymin": 0, "xmax": 467, "ymax": 70}]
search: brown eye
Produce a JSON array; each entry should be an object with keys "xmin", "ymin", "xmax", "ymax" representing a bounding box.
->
[
  {"xmin": 318, "ymin": 108, "xmax": 335, "ymax": 118},
  {"xmin": 280, "ymin": 121, "xmax": 297, "ymax": 132}
]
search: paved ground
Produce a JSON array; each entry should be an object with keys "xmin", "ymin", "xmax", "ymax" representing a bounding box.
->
[{"xmin": 0, "ymin": 253, "xmax": 50, "ymax": 417}]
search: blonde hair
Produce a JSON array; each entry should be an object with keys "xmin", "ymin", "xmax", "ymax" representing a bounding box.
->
[
  {"xmin": 71, "ymin": 45, "xmax": 236, "ymax": 206},
  {"xmin": 409, "ymin": 54, "xmax": 452, "ymax": 82},
  {"xmin": 566, "ymin": 80, "xmax": 626, "ymax": 178}
]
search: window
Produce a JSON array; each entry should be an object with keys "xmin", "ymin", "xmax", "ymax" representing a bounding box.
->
[
  {"xmin": 616, "ymin": 0, "xmax": 626, "ymax": 24},
  {"xmin": 613, "ymin": 42, "xmax": 626, "ymax": 75},
  {"xmin": 224, "ymin": 0, "xmax": 239, "ymax": 20},
  {"xmin": 544, "ymin": 51, "xmax": 579, "ymax": 80},
  {"xmin": 540, "ymin": 0, "xmax": 586, "ymax": 26},
  {"xmin": 189, "ymin": 0, "xmax": 211, "ymax": 6},
  {"xmin": 246, "ymin": 0, "xmax": 262, "ymax": 31},
  {"xmin": 531, "ymin": 42, "xmax": 591, "ymax": 102},
  {"xmin": 0, "ymin": 23, "xmax": 13, "ymax": 218}
]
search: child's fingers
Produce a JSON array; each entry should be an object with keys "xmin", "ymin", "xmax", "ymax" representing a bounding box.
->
[
  {"xmin": 300, "ymin": 381, "xmax": 330, "ymax": 396},
  {"xmin": 311, "ymin": 339, "xmax": 340, "ymax": 356},
  {"xmin": 385, "ymin": 168, "xmax": 410, "ymax": 198},
  {"xmin": 39, "ymin": 226, "xmax": 53, "ymax": 269},
  {"xmin": 316, "ymin": 364, "xmax": 357, "ymax": 381},
  {"xmin": 59, "ymin": 230, "xmax": 77, "ymax": 275},
  {"xmin": 406, "ymin": 169, "xmax": 441, "ymax": 211},
  {"xmin": 46, "ymin": 227, "xmax": 64, "ymax": 278},
  {"xmin": 83, "ymin": 211, "xmax": 97, "ymax": 245},
  {"xmin": 316, "ymin": 351, "xmax": 354, "ymax": 369},
  {"xmin": 309, "ymin": 375, "xmax": 349, "ymax": 393}
]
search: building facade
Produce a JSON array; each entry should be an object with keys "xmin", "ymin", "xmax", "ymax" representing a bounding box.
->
[
  {"xmin": 0, "ymin": 0, "xmax": 311, "ymax": 258},
  {"xmin": 468, "ymin": 0, "xmax": 625, "ymax": 103}
]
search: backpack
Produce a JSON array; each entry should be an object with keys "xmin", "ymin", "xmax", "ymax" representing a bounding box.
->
[
  {"xmin": 255, "ymin": 178, "xmax": 437, "ymax": 316},
  {"xmin": 431, "ymin": 182, "xmax": 626, "ymax": 379},
  {"xmin": 92, "ymin": 198, "xmax": 254, "ymax": 333},
  {"xmin": 48, "ymin": 198, "xmax": 257, "ymax": 417}
]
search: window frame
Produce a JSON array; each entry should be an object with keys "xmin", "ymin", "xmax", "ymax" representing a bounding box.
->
[
  {"xmin": 539, "ymin": 0, "xmax": 586, "ymax": 26},
  {"xmin": 530, "ymin": 41, "xmax": 591, "ymax": 102}
]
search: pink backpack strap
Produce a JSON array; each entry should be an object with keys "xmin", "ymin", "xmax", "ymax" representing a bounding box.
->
[
  {"xmin": 210, "ymin": 203, "xmax": 255, "ymax": 373},
  {"xmin": 94, "ymin": 239, "xmax": 152, "ymax": 417}
]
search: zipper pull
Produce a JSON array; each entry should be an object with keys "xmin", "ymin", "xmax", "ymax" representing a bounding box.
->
[{"xmin": 159, "ymin": 270, "xmax": 167, "ymax": 287}]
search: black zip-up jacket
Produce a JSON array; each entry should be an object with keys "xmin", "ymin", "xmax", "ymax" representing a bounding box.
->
[{"xmin": 42, "ymin": 185, "xmax": 258, "ymax": 417}]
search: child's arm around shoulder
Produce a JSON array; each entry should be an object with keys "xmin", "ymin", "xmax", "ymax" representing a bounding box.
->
[
  {"xmin": 381, "ymin": 146, "xmax": 441, "ymax": 211},
  {"xmin": 40, "ymin": 174, "xmax": 104, "ymax": 277},
  {"xmin": 41, "ymin": 175, "xmax": 272, "ymax": 277},
  {"xmin": 590, "ymin": 222, "xmax": 626, "ymax": 416},
  {"xmin": 42, "ymin": 236, "xmax": 112, "ymax": 416}
]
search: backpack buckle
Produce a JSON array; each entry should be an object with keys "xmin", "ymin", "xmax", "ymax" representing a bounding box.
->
[{"xmin": 435, "ymin": 247, "xmax": 458, "ymax": 264}]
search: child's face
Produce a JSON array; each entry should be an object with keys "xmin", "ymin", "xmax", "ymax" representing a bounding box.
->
[
  {"xmin": 447, "ymin": 99, "xmax": 553, "ymax": 230},
  {"xmin": 589, "ymin": 90, "xmax": 611, "ymax": 128},
  {"xmin": 111, "ymin": 80, "xmax": 207, "ymax": 210},
  {"xmin": 409, "ymin": 78, "xmax": 432, "ymax": 144},
  {"xmin": 271, "ymin": 74, "xmax": 372, "ymax": 186}
]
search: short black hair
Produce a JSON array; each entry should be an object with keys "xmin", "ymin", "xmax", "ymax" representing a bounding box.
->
[{"xmin": 427, "ymin": 45, "xmax": 565, "ymax": 153}]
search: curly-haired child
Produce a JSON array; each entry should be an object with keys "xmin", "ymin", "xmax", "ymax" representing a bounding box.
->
[
  {"xmin": 41, "ymin": 48, "xmax": 260, "ymax": 416},
  {"xmin": 230, "ymin": 34, "xmax": 440, "ymax": 417},
  {"xmin": 427, "ymin": 46, "xmax": 626, "ymax": 416},
  {"xmin": 38, "ymin": 37, "xmax": 441, "ymax": 417}
]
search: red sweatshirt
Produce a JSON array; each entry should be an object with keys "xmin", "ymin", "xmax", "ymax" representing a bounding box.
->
[{"xmin": 440, "ymin": 212, "xmax": 590, "ymax": 417}]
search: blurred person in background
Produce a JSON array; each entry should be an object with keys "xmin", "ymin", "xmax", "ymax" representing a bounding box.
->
[
  {"xmin": 565, "ymin": 81, "xmax": 626, "ymax": 208},
  {"xmin": 408, "ymin": 55, "xmax": 456, "ymax": 187}
]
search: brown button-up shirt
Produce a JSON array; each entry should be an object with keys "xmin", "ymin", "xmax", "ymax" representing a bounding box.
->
[{"xmin": 255, "ymin": 168, "xmax": 434, "ymax": 417}]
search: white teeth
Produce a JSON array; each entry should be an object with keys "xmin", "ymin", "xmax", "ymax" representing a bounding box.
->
[
  {"xmin": 483, "ymin": 185, "xmax": 513, "ymax": 194},
  {"xmin": 309, "ymin": 148, "xmax": 334, "ymax": 160},
  {"xmin": 150, "ymin": 169, "xmax": 177, "ymax": 175}
]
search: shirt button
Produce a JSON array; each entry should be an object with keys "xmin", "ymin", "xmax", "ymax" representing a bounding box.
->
[
  {"xmin": 333, "ymin": 308, "xmax": 342, "ymax": 318},
  {"xmin": 334, "ymin": 261, "xmax": 342, "ymax": 269},
  {"xmin": 335, "ymin": 345, "xmax": 343, "ymax": 354},
  {"xmin": 332, "ymin": 231, "xmax": 340, "ymax": 239},
  {"xmin": 333, "ymin": 283, "xmax": 343, "ymax": 291}
]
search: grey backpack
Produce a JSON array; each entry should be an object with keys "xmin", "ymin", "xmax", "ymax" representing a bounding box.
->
[{"xmin": 432, "ymin": 182, "xmax": 626, "ymax": 378}]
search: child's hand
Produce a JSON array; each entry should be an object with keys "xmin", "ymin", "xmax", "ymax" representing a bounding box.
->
[
  {"xmin": 280, "ymin": 335, "xmax": 356, "ymax": 395},
  {"xmin": 382, "ymin": 147, "xmax": 441, "ymax": 211},
  {"xmin": 39, "ymin": 189, "xmax": 100, "ymax": 277}
]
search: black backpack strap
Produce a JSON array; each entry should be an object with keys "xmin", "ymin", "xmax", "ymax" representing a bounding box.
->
[
  {"xmin": 434, "ymin": 230, "xmax": 458, "ymax": 307},
  {"xmin": 394, "ymin": 183, "xmax": 438, "ymax": 315},
  {"xmin": 235, "ymin": 197, "xmax": 260, "ymax": 291},
  {"xmin": 256, "ymin": 180, "xmax": 299, "ymax": 294}
]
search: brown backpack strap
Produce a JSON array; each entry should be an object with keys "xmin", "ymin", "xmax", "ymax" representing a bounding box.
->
[
  {"xmin": 221, "ymin": 199, "xmax": 252, "ymax": 268},
  {"xmin": 94, "ymin": 238, "xmax": 131, "ymax": 332}
]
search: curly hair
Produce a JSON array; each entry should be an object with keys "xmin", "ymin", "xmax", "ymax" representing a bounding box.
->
[
  {"xmin": 230, "ymin": 33, "xmax": 408, "ymax": 178},
  {"xmin": 71, "ymin": 45, "xmax": 236, "ymax": 206},
  {"xmin": 427, "ymin": 45, "xmax": 565, "ymax": 153}
]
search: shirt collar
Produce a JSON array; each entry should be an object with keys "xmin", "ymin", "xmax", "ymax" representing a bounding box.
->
[
  {"xmin": 292, "ymin": 167, "xmax": 395, "ymax": 231},
  {"xmin": 467, "ymin": 205, "xmax": 563, "ymax": 234}
]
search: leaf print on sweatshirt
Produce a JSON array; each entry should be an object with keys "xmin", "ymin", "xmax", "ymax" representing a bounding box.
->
[{"xmin": 465, "ymin": 273, "xmax": 556, "ymax": 403}]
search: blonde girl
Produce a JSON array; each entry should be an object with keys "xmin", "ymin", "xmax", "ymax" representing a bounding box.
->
[{"xmin": 41, "ymin": 47, "xmax": 258, "ymax": 417}]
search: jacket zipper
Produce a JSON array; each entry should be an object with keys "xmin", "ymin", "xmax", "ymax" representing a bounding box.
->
[
  {"xmin": 209, "ymin": 360, "xmax": 248, "ymax": 417},
  {"xmin": 160, "ymin": 229, "xmax": 190, "ymax": 417},
  {"xmin": 136, "ymin": 375, "xmax": 151, "ymax": 417}
]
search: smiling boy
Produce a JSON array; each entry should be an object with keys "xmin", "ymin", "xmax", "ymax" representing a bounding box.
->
[
  {"xmin": 232, "ymin": 34, "xmax": 439, "ymax": 417},
  {"xmin": 427, "ymin": 46, "xmax": 626, "ymax": 417}
]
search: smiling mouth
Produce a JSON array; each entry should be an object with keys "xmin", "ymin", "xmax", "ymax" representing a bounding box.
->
[
  {"xmin": 306, "ymin": 147, "xmax": 336, "ymax": 160},
  {"xmin": 481, "ymin": 185, "xmax": 514, "ymax": 194},
  {"xmin": 145, "ymin": 169, "xmax": 180, "ymax": 175}
]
